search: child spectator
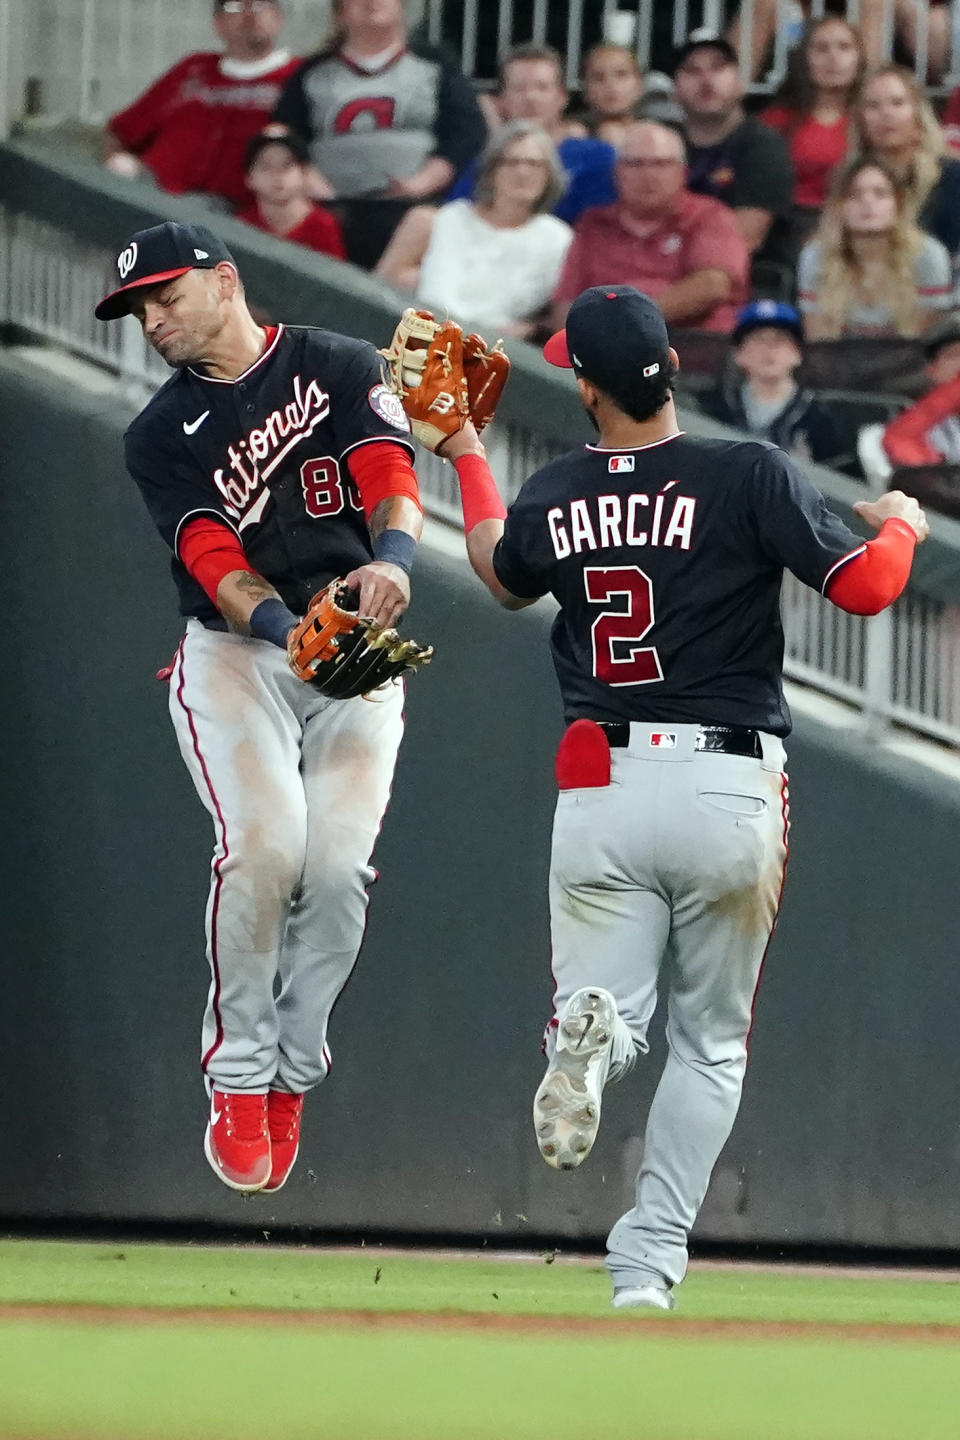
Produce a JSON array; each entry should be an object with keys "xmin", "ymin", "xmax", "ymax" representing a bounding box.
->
[
  {"xmin": 236, "ymin": 125, "xmax": 346, "ymax": 259},
  {"xmin": 883, "ymin": 315, "xmax": 960, "ymax": 466},
  {"xmin": 380, "ymin": 122, "xmax": 572, "ymax": 338},
  {"xmin": 797, "ymin": 157, "xmax": 952, "ymax": 339},
  {"xmin": 761, "ymin": 18, "xmax": 865, "ymax": 214},
  {"xmin": 102, "ymin": 0, "xmax": 298, "ymax": 209},
  {"xmin": 850, "ymin": 65, "xmax": 960, "ymax": 258},
  {"xmin": 579, "ymin": 43, "xmax": 646, "ymax": 148},
  {"xmin": 698, "ymin": 299, "xmax": 841, "ymax": 463}
]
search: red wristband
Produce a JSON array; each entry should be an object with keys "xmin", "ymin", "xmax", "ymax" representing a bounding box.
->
[{"xmin": 454, "ymin": 453, "xmax": 507, "ymax": 532}]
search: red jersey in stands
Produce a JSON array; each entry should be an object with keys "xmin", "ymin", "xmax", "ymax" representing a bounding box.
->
[
  {"xmin": 235, "ymin": 203, "xmax": 347, "ymax": 260},
  {"xmin": 883, "ymin": 375, "xmax": 960, "ymax": 467},
  {"xmin": 109, "ymin": 51, "xmax": 301, "ymax": 207},
  {"xmin": 760, "ymin": 106, "xmax": 849, "ymax": 208}
]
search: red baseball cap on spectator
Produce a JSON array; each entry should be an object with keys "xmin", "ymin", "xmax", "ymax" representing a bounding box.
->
[{"xmin": 95, "ymin": 221, "xmax": 234, "ymax": 320}]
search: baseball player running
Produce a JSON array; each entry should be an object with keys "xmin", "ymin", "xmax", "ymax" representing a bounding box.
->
[
  {"xmin": 434, "ymin": 285, "xmax": 927, "ymax": 1309},
  {"xmin": 95, "ymin": 222, "xmax": 424, "ymax": 1194}
]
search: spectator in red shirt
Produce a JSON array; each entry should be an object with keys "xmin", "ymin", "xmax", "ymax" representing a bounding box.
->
[
  {"xmin": 102, "ymin": 0, "xmax": 299, "ymax": 209},
  {"xmin": 236, "ymin": 125, "xmax": 347, "ymax": 259},
  {"xmin": 550, "ymin": 121, "xmax": 749, "ymax": 334},
  {"xmin": 761, "ymin": 18, "xmax": 865, "ymax": 214},
  {"xmin": 883, "ymin": 315, "xmax": 960, "ymax": 467}
]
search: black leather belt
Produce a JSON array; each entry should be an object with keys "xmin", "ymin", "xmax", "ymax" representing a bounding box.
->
[{"xmin": 597, "ymin": 722, "xmax": 763, "ymax": 758}]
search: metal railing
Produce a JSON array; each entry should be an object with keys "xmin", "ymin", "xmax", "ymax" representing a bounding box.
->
[
  {"xmin": 3, "ymin": 202, "xmax": 959, "ymax": 747},
  {"xmin": 3, "ymin": 0, "xmax": 960, "ymax": 138}
]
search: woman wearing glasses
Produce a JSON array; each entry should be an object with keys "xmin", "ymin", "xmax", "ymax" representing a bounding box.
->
[{"xmin": 378, "ymin": 122, "xmax": 572, "ymax": 339}]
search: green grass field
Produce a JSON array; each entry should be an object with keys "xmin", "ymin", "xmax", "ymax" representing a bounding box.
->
[{"xmin": 1, "ymin": 1240, "xmax": 958, "ymax": 1440}]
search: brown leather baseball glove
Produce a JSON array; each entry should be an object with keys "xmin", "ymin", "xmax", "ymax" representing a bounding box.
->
[
  {"xmin": 462, "ymin": 331, "xmax": 511, "ymax": 433},
  {"xmin": 380, "ymin": 309, "xmax": 511, "ymax": 452},
  {"xmin": 287, "ymin": 580, "xmax": 433, "ymax": 699}
]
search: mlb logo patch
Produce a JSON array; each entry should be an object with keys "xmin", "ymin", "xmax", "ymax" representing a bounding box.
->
[
  {"xmin": 608, "ymin": 454, "xmax": 635, "ymax": 473},
  {"xmin": 650, "ymin": 732, "xmax": 676, "ymax": 749}
]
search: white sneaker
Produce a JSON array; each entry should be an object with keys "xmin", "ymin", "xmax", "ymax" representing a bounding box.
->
[
  {"xmin": 612, "ymin": 1284, "xmax": 676, "ymax": 1312},
  {"xmin": 533, "ymin": 987, "xmax": 617, "ymax": 1170}
]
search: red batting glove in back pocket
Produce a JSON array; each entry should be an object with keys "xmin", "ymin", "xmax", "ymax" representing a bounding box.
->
[{"xmin": 555, "ymin": 719, "xmax": 612, "ymax": 789}]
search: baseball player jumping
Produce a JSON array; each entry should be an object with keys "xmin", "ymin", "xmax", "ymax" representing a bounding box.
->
[
  {"xmin": 96, "ymin": 222, "xmax": 425, "ymax": 1194},
  {"xmin": 429, "ymin": 285, "xmax": 927, "ymax": 1309}
]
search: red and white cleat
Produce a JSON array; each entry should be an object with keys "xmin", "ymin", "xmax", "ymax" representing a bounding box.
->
[
  {"xmin": 264, "ymin": 1091, "xmax": 304, "ymax": 1193},
  {"xmin": 203, "ymin": 1090, "xmax": 271, "ymax": 1192}
]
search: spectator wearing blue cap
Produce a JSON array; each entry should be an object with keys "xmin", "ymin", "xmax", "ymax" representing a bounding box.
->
[{"xmin": 699, "ymin": 299, "xmax": 841, "ymax": 464}]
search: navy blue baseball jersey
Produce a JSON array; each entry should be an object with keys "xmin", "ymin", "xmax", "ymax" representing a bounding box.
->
[
  {"xmin": 492, "ymin": 433, "xmax": 866, "ymax": 736},
  {"xmin": 125, "ymin": 324, "xmax": 414, "ymax": 622}
]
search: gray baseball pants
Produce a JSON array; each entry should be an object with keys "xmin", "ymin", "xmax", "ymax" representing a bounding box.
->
[
  {"xmin": 547, "ymin": 722, "xmax": 789, "ymax": 1290},
  {"xmin": 169, "ymin": 621, "xmax": 404, "ymax": 1095}
]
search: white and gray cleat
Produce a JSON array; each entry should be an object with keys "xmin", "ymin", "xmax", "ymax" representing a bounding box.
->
[
  {"xmin": 533, "ymin": 987, "xmax": 617, "ymax": 1170},
  {"xmin": 611, "ymin": 1284, "xmax": 676, "ymax": 1312}
]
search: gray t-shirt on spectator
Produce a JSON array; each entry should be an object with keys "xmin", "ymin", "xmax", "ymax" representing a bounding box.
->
[
  {"xmin": 273, "ymin": 42, "xmax": 486, "ymax": 198},
  {"xmin": 797, "ymin": 235, "xmax": 953, "ymax": 335},
  {"xmin": 741, "ymin": 382, "xmax": 798, "ymax": 432}
]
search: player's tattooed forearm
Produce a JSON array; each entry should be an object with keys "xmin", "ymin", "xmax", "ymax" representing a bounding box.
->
[
  {"xmin": 367, "ymin": 499, "xmax": 392, "ymax": 542},
  {"xmin": 235, "ymin": 572, "xmax": 278, "ymax": 600},
  {"xmin": 224, "ymin": 571, "xmax": 281, "ymax": 634}
]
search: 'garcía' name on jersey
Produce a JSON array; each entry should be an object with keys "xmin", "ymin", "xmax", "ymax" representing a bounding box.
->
[{"xmin": 548, "ymin": 483, "xmax": 696, "ymax": 559}]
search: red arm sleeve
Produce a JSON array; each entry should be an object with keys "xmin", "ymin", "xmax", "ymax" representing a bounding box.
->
[
  {"xmin": 453, "ymin": 452, "xmax": 507, "ymax": 530},
  {"xmin": 824, "ymin": 518, "xmax": 917, "ymax": 615},
  {"xmin": 882, "ymin": 376, "xmax": 960, "ymax": 467},
  {"xmin": 344, "ymin": 440, "xmax": 422, "ymax": 520},
  {"xmin": 179, "ymin": 517, "xmax": 256, "ymax": 605}
]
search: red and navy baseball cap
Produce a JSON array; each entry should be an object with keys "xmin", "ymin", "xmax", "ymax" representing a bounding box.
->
[
  {"xmin": 543, "ymin": 285, "xmax": 672, "ymax": 395},
  {"xmin": 95, "ymin": 221, "xmax": 235, "ymax": 321}
]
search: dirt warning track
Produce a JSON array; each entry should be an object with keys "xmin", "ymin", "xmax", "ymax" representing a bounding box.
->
[{"xmin": 3, "ymin": 1301, "xmax": 960, "ymax": 1346}]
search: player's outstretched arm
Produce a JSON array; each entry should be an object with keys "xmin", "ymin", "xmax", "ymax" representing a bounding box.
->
[
  {"xmin": 440, "ymin": 424, "xmax": 538, "ymax": 611},
  {"xmin": 826, "ymin": 491, "xmax": 929, "ymax": 616}
]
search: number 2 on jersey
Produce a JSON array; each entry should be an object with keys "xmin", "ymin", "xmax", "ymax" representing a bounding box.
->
[{"xmin": 585, "ymin": 565, "xmax": 664, "ymax": 686}]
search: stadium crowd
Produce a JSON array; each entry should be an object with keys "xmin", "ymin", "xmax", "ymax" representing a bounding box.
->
[{"xmin": 99, "ymin": 0, "xmax": 960, "ymax": 510}]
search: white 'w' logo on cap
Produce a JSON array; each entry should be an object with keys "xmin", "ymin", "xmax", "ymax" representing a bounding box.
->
[{"xmin": 117, "ymin": 243, "xmax": 138, "ymax": 279}]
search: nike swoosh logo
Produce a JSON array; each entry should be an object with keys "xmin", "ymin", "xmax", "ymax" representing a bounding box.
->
[
  {"xmin": 575, "ymin": 1013, "xmax": 594, "ymax": 1051},
  {"xmin": 183, "ymin": 411, "xmax": 210, "ymax": 435},
  {"xmin": 210, "ymin": 1107, "xmax": 222, "ymax": 1126}
]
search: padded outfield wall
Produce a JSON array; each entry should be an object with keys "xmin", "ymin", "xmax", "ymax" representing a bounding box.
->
[{"xmin": 2, "ymin": 352, "xmax": 959, "ymax": 1251}]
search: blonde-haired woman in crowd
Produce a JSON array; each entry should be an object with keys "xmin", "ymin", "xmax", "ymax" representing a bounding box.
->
[
  {"xmin": 849, "ymin": 64, "xmax": 960, "ymax": 256},
  {"xmin": 377, "ymin": 121, "xmax": 572, "ymax": 337},
  {"xmin": 797, "ymin": 156, "xmax": 952, "ymax": 339}
]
